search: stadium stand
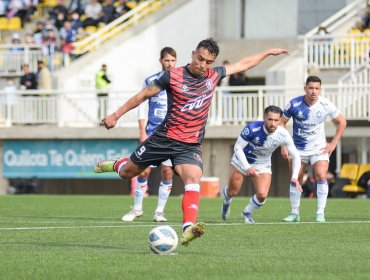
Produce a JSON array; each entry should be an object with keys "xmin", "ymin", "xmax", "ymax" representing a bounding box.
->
[{"xmin": 342, "ymin": 164, "xmax": 370, "ymax": 196}]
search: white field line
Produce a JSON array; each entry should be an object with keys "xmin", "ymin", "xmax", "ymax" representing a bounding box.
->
[{"xmin": 0, "ymin": 220, "xmax": 370, "ymax": 231}]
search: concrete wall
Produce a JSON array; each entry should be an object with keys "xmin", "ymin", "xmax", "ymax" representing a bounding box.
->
[{"xmin": 2, "ymin": 125, "xmax": 368, "ymax": 196}]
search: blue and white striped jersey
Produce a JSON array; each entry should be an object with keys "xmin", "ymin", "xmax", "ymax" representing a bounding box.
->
[
  {"xmin": 283, "ymin": 95, "xmax": 339, "ymax": 154},
  {"xmin": 137, "ymin": 72, "xmax": 167, "ymax": 136}
]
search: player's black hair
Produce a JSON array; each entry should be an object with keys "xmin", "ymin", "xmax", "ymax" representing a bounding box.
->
[
  {"xmin": 160, "ymin": 47, "xmax": 177, "ymax": 59},
  {"xmin": 305, "ymin": 75, "xmax": 321, "ymax": 85},
  {"xmin": 264, "ymin": 105, "xmax": 283, "ymax": 116},
  {"xmin": 196, "ymin": 38, "xmax": 220, "ymax": 57}
]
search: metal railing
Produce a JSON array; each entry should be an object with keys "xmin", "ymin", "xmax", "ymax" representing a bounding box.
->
[
  {"xmin": 72, "ymin": 0, "xmax": 172, "ymax": 55},
  {"xmin": 0, "ymin": 85, "xmax": 369, "ymax": 127},
  {"xmin": 0, "ymin": 44, "xmax": 63, "ymax": 76},
  {"xmin": 304, "ymin": 34, "xmax": 370, "ymax": 71}
]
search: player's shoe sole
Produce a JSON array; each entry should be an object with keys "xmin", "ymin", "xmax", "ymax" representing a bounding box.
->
[
  {"xmin": 180, "ymin": 222, "xmax": 206, "ymax": 246},
  {"xmin": 94, "ymin": 159, "xmax": 116, "ymax": 173},
  {"xmin": 283, "ymin": 213, "xmax": 300, "ymax": 222}
]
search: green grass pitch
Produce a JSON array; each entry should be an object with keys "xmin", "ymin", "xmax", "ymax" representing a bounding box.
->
[{"xmin": 0, "ymin": 195, "xmax": 369, "ymax": 280}]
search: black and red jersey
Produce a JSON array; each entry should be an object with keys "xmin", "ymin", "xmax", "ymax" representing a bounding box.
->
[{"xmin": 154, "ymin": 65, "xmax": 226, "ymax": 144}]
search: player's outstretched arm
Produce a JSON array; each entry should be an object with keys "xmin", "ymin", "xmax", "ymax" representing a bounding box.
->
[
  {"xmin": 225, "ymin": 48, "xmax": 290, "ymax": 76},
  {"xmin": 101, "ymin": 82, "xmax": 161, "ymax": 129}
]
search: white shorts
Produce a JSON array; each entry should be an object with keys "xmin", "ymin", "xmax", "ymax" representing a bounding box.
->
[
  {"xmin": 149, "ymin": 158, "xmax": 172, "ymax": 168},
  {"xmin": 299, "ymin": 151, "xmax": 329, "ymax": 165},
  {"xmin": 230, "ymin": 153, "xmax": 272, "ymax": 176}
]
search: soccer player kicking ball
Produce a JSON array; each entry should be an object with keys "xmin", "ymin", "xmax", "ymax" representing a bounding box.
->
[
  {"xmin": 94, "ymin": 38, "xmax": 289, "ymax": 246},
  {"xmin": 122, "ymin": 47, "xmax": 177, "ymax": 223},
  {"xmin": 281, "ymin": 76, "xmax": 347, "ymax": 223},
  {"xmin": 221, "ymin": 106, "xmax": 302, "ymax": 223}
]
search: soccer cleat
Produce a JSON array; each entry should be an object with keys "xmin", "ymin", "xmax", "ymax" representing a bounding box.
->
[
  {"xmin": 316, "ymin": 213, "xmax": 325, "ymax": 223},
  {"xmin": 242, "ymin": 212, "xmax": 255, "ymax": 224},
  {"xmin": 180, "ymin": 222, "xmax": 206, "ymax": 246},
  {"xmin": 283, "ymin": 213, "xmax": 300, "ymax": 222},
  {"xmin": 121, "ymin": 209, "xmax": 143, "ymax": 222},
  {"xmin": 153, "ymin": 212, "xmax": 167, "ymax": 222},
  {"xmin": 94, "ymin": 159, "xmax": 116, "ymax": 173},
  {"xmin": 221, "ymin": 202, "xmax": 230, "ymax": 220}
]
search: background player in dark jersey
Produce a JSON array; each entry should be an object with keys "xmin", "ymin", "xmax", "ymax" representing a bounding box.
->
[
  {"xmin": 122, "ymin": 47, "xmax": 177, "ymax": 223},
  {"xmin": 94, "ymin": 38, "xmax": 289, "ymax": 246}
]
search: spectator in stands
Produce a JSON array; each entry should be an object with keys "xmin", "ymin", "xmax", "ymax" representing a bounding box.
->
[
  {"xmin": 24, "ymin": 32, "xmax": 36, "ymax": 44},
  {"xmin": 95, "ymin": 64, "xmax": 111, "ymax": 119},
  {"xmin": 84, "ymin": 0, "xmax": 103, "ymax": 27},
  {"xmin": 42, "ymin": 27, "xmax": 61, "ymax": 71},
  {"xmin": 70, "ymin": 12, "xmax": 83, "ymax": 31},
  {"xmin": 361, "ymin": 3, "xmax": 370, "ymax": 29},
  {"xmin": 49, "ymin": 0, "xmax": 69, "ymax": 25},
  {"xmin": 20, "ymin": 64, "xmax": 38, "ymax": 92},
  {"xmin": 23, "ymin": 0, "xmax": 38, "ymax": 24},
  {"xmin": 54, "ymin": 11, "xmax": 67, "ymax": 30},
  {"xmin": 0, "ymin": 1, "xmax": 7, "ymax": 17},
  {"xmin": 115, "ymin": 0, "xmax": 132, "ymax": 19},
  {"xmin": 101, "ymin": 0, "xmax": 115, "ymax": 24},
  {"xmin": 7, "ymin": 0, "xmax": 27, "ymax": 26},
  {"xmin": 7, "ymin": 33, "xmax": 23, "ymax": 73},
  {"xmin": 37, "ymin": 60, "xmax": 52, "ymax": 93},
  {"xmin": 229, "ymin": 72, "xmax": 248, "ymax": 86},
  {"xmin": 33, "ymin": 21, "xmax": 46, "ymax": 45},
  {"xmin": 60, "ymin": 21, "xmax": 77, "ymax": 63}
]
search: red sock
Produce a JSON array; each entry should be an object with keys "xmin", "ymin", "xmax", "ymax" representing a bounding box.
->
[
  {"xmin": 113, "ymin": 158, "xmax": 128, "ymax": 173},
  {"xmin": 182, "ymin": 190, "xmax": 200, "ymax": 225}
]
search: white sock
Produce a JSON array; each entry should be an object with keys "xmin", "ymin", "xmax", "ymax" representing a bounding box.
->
[
  {"xmin": 133, "ymin": 178, "xmax": 147, "ymax": 211},
  {"xmin": 290, "ymin": 183, "xmax": 301, "ymax": 215},
  {"xmin": 316, "ymin": 180, "xmax": 328, "ymax": 214},
  {"xmin": 222, "ymin": 186, "xmax": 232, "ymax": 204},
  {"xmin": 244, "ymin": 194, "xmax": 265, "ymax": 214},
  {"xmin": 155, "ymin": 180, "xmax": 172, "ymax": 213}
]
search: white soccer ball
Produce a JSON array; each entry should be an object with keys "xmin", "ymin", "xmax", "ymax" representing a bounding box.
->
[{"xmin": 148, "ymin": 225, "xmax": 178, "ymax": 255}]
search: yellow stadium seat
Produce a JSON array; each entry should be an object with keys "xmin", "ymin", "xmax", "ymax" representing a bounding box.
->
[
  {"xmin": 7, "ymin": 17, "xmax": 22, "ymax": 30},
  {"xmin": 84, "ymin": 26, "xmax": 97, "ymax": 34},
  {"xmin": 339, "ymin": 163, "xmax": 359, "ymax": 184},
  {"xmin": 343, "ymin": 163, "xmax": 370, "ymax": 194},
  {"xmin": 126, "ymin": 1, "xmax": 138, "ymax": 9},
  {"xmin": 43, "ymin": 0, "xmax": 57, "ymax": 7},
  {"xmin": 0, "ymin": 18, "xmax": 8, "ymax": 31}
]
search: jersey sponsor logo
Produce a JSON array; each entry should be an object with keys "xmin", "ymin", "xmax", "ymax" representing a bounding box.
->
[
  {"xmin": 182, "ymin": 85, "xmax": 189, "ymax": 92},
  {"xmin": 135, "ymin": 145, "xmax": 146, "ymax": 159},
  {"xmin": 252, "ymin": 127, "xmax": 261, "ymax": 132},
  {"xmin": 253, "ymin": 137, "xmax": 260, "ymax": 144},
  {"xmin": 284, "ymin": 102, "xmax": 291, "ymax": 111},
  {"xmin": 271, "ymin": 139, "xmax": 279, "ymax": 147},
  {"xmin": 180, "ymin": 94, "xmax": 212, "ymax": 112},
  {"xmin": 193, "ymin": 153, "xmax": 202, "ymax": 163},
  {"xmin": 206, "ymin": 79, "xmax": 214, "ymax": 90},
  {"xmin": 293, "ymin": 101, "xmax": 302, "ymax": 107},
  {"xmin": 188, "ymin": 203, "xmax": 198, "ymax": 210},
  {"xmin": 297, "ymin": 111, "xmax": 304, "ymax": 118}
]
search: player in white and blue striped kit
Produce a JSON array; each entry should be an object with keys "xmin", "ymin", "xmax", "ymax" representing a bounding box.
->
[
  {"xmin": 221, "ymin": 105, "xmax": 302, "ymax": 224},
  {"xmin": 121, "ymin": 47, "xmax": 177, "ymax": 222},
  {"xmin": 281, "ymin": 76, "xmax": 347, "ymax": 223}
]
